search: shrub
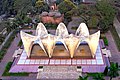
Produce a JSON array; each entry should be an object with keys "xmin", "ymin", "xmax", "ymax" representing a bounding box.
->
[
  {"xmin": 103, "ymin": 37, "xmax": 108, "ymax": 46},
  {"xmin": 88, "ymin": 16, "xmax": 98, "ymax": 29},
  {"xmin": 100, "ymin": 34, "xmax": 108, "ymax": 46},
  {"xmin": 23, "ymin": 17, "xmax": 32, "ymax": 24}
]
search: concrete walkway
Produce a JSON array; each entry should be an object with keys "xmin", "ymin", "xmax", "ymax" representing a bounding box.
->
[
  {"xmin": 0, "ymin": 33, "xmax": 20, "ymax": 77},
  {"xmin": 67, "ymin": 17, "xmax": 83, "ymax": 33},
  {"xmin": 113, "ymin": 17, "xmax": 120, "ymax": 38},
  {"xmin": 105, "ymin": 31, "xmax": 120, "ymax": 65}
]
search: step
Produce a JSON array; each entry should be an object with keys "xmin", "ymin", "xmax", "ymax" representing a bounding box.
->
[
  {"xmin": 43, "ymin": 66, "xmax": 77, "ymax": 72},
  {"xmin": 37, "ymin": 72, "xmax": 81, "ymax": 79}
]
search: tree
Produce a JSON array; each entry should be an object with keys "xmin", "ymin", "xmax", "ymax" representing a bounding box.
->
[
  {"xmin": 14, "ymin": 0, "xmax": 33, "ymax": 14},
  {"xmin": 78, "ymin": 75, "xmax": 88, "ymax": 80},
  {"xmin": 92, "ymin": 73, "xmax": 104, "ymax": 80},
  {"xmin": 35, "ymin": 0, "xmax": 49, "ymax": 13},
  {"xmin": 0, "ymin": 34, "xmax": 5, "ymax": 45},
  {"xmin": 35, "ymin": 0, "xmax": 44, "ymax": 8},
  {"xmin": 58, "ymin": 0, "xmax": 77, "ymax": 22},
  {"xmin": 108, "ymin": 62, "xmax": 120, "ymax": 80},
  {"xmin": 58, "ymin": 0, "xmax": 77, "ymax": 14},
  {"xmin": 23, "ymin": 16, "xmax": 32, "ymax": 24},
  {"xmin": 4, "ymin": 21, "xmax": 13, "ymax": 33},
  {"xmin": 2, "ymin": 0, "xmax": 14, "ymax": 16},
  {"xmin": 96, "ymin": 0, "xmax": 116, "ymax": 33}
]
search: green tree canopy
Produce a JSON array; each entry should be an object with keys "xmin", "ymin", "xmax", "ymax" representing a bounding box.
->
[
  {"xmin": 96, "ymin": 0, "xmax": 116, "ymax": 33},
  {"xmin": 58, "ymin": 0, "xmax": 77, "ymax": 14},
  {"xmin": 35, "ymin": 0, "xmax": 49, "ymax": 13},
  {"xmin": 108, "ymin": 62, "xmax": 120, "ymax": 80},
  {"xmin": 2, "ymin": 0, "xmax": 14, "ymax": 16},
  {"xmin": 13, "ymin": 0, "xmax": 32, "ymax": 14},
  {"xmin": 35, "ymin": 0, "xmax": 44, "ymax": 8}
]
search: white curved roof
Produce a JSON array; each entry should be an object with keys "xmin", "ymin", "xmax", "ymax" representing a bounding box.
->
[
  {"xmin": 56, "ymin": 23, "xmax": 69, "ymax": 38},
  {"xmin": 20, "ymin": 22, "xmax": 100, "ymax": 58},
  {"xmin": 75, "ymin": 23, "xmax": 89, "ymax": 37},
  {"xmin": 36, "ymin": 23, "xmax": 48, "ymax": 38}
]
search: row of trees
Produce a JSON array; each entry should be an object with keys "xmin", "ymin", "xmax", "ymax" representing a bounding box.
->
[
  {"xmin": 0, "ymin": 0, "xmax": 116, "ymax": 33},
  {"xmin": 0, "ymin": 0, "xmax": 50, "ymax": 16},
  {"xmin": 78, "ymin": 62, "xmax": 120, "ymax": 80},
  {"xmin": 58, "ymin": 0, "xmax": 116, "ymax": 33},
  {"xmin": 96, "ymin": 0, "xmax": 116, "ymax": 33}
]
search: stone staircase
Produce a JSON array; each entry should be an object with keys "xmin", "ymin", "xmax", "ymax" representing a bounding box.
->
[{"xmin": 37, "ymin": 66, "xmax": 81, "ymax": 80}]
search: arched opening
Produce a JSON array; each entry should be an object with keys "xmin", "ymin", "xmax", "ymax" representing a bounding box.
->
[
  {"xmin": 52, "ymin": 41, "xmax": 70, "ymax": 58},
  {"xmin": 30, "ymin": 44, "xmax": 48, "ymax": 58},
  {"xmin": 74, "ymin": 41, "xmax": 92, "ymax": 59}
]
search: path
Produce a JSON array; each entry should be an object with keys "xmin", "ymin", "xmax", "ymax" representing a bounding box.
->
[
  {"xmin": 105, "ymin": 17, "xmax": 120, "ymax": 65},
  {"xmin": 1, "ymin": 73, "xmax": 37, "ymax": 80},
  {"xmin": 105, "ymin": 31, "xmax": 120, "ymax": 65},
  {"xmin": 0, "ymin": 33, "xmax": 20, "ymax": 77},
  {"xmin": 67, "ymin": 17, "xmax": 83, "ymax": 33},
  {"xmin": 114, "ymin": 17, "xmax": 120, "ymax": 38}
]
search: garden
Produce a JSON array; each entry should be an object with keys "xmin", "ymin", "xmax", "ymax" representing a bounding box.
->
[{"xmin": 78, "ymin": 62, "xmax": 120, "ymax": 80}]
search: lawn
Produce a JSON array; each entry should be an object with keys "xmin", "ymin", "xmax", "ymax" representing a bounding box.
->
[{"xmin": 2, "ymin": 62, "xmax": 29, "ymax": 76}]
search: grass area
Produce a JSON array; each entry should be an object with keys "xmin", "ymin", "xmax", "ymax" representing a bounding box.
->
[
  {"xmin": 2, "ymin": 62, "xmax": 29, "ymax": 76},
  {"xmin": 0, "ymin": 31, "xmax": 16, "ymax": 62},
  {"xmin": 110, "ymin": 26, "xmax": 120, "ymax": 51}
]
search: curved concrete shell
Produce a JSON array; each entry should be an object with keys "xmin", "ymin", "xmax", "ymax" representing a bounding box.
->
[
  {"xmin": 42, "ymin": 34, "xmax": 56, "ymax": 58},
  {"xmin": 64, "ymin": 34, "xmax": 80, "ymax": 58},
  {"xmin": 75, "ymin": 23, "xmax": 89, "ymax": 37},
  {"xmin": 56, "ymin": 23, "xmax": 69, "ymax": 38},
  {"xmin": 20, "ymin": 22, "xmax": 100, "ymax": 58},
  {"xmin": 20, "ymin": 31, "xmax": 36, "ymax": 57},
  {"xmin": 36, "ymin": 23, "xmax": 48, "ymax": 38},
  {"xmin": 86, "ymin": 31, "xmax": 100, "ymax": 58}
]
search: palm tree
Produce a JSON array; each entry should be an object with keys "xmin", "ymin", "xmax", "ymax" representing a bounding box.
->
[
  {"xmin": 78, "ymin": 75, "xmax": 88, "ymax": 80},
  {"xmin": 93, "ymin": 73, "xmax": 104, "ymax": 80},
  {"xmin": 108, "ymin": 62, "xmax": 120, "ymax": 80}
]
